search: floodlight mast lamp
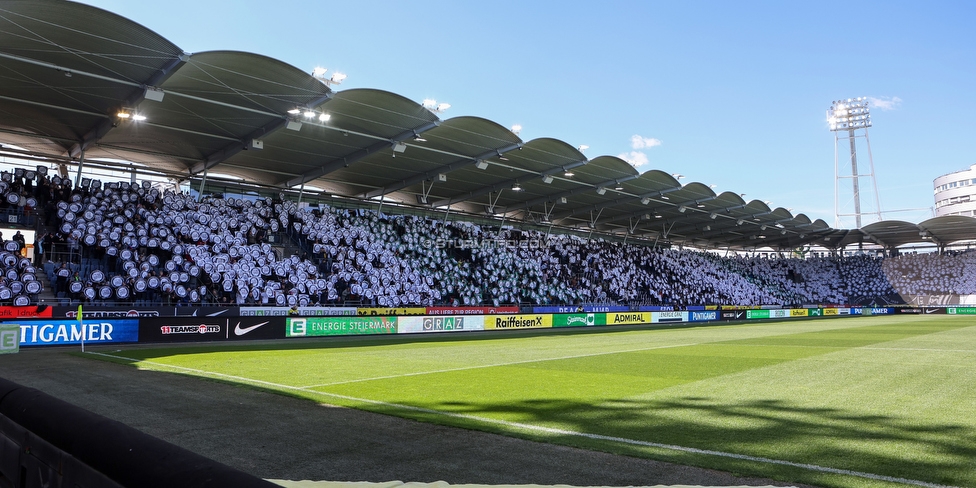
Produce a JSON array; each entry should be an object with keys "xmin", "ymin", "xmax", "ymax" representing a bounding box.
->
[{"xmin": 827, "ymin": 97, "xmax": 882, "ymax": 229}]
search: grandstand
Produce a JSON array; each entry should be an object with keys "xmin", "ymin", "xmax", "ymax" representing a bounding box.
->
[
  {"xmin": 5, "ymin": 4, "xmax": 976, "ymax": 488},
  {"xmin": 0, "ymin": 0, "xmax": 974, "ymax": 309}
]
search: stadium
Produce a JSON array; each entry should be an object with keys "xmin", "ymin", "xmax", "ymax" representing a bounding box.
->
[{"xmin": 1, "ymin": 1, "xmax": 975, "ymax": 488}]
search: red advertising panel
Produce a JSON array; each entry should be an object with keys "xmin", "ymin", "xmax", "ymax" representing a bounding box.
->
[
  {"xmin": 425, "ymin": 306, "xmax": 519, "ymax": 315},
  {"xmin": 0, "ymin": 305, "xmax": 53, "ymax": 319}
]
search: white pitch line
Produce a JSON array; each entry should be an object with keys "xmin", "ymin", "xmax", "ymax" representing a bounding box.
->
[
  {"xmin": 301, "ymin": 342, "xmax": 697, "ymax": 388},
  {"xmin": 861, "ymin": 347, "xmax": 976, "ymax": 354},
  {"xmin": 89, "ymin": 351, "xmax": 961, "ymax": 488}
]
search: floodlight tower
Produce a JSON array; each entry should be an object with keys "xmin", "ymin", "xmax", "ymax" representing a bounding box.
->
[{"xmin": 827, "ymin": 97, "xmax": 882, "ymax": 228}]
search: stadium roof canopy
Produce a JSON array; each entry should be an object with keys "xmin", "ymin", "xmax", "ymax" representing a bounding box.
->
[{"xmin": 1, "ymin": 0, "xmax": 973, "ymax": 251}]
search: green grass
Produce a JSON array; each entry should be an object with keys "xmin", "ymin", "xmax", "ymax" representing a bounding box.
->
[{"xmin": 91, "ymin": 316, "xmax": 976, "ymax": 488}]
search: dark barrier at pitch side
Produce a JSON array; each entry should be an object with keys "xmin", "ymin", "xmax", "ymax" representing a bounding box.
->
[
  {"xmin": 0, "ymin": 377, "xmax": 277, "ymax": 488},
  {"xmin": 138, "ymin": 317, "xmax": 285, "ymax": 343}
]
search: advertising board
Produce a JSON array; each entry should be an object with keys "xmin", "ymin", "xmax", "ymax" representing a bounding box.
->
[
  {"xmin": 0, "ymin": 324, "xmax": 19, "ymax": 354},
  {"xmin": 552, "ymin": 313, "xmax": 603, "ymax": 327},
  {"xmin": 484, "ymin": 314, "xmax": 552, "ymax": 330},
  {"xmin": 426, "ymin": 306, "xmax": 518, "ymax": 315},
  {"xmin": 398, "ymin": 316, "xmax": 485, "ymax": 333},
  {"xmin": 606, "ymin": 312, "xmax": 651, "ymax": 325},
  {"xmin": 746, "ymin": 310, "xmax": 769, "ymax": 319},
  {"xmin": 721, "ymin": 310, "xmax": 746, "ymax": 320},
  {"xmin": 16, "ymin": 320, "xmax": 139, "ymax": 346},
  {"xmin": 653, "ymin": 311, "xmax": 689, "ymax": 323},
  {"xmin": 55, "ymin": 307, "xmax": 173, "ymax": 319},
  {"xmin": 534, "ymin": 305, "xmax": 629, "ymax": 313},
  {"xmin": 138, "ymin": 317, "xmax": 285, "ymax": 342},
  {"xmin": 0, "ymin": 305, "xmax": 53, "ymax": 319},
  {"xmin": 176, "ymin": 307, "xmax": 240, "ymax": 317},
  {"xmin": 947, "ymin": 307, "xmax": 976, "ymax": 315},
  {"xmin": 688, "ymin": 311, "xmax": 718, "ymax": 322},
  {"xmin": 767, "ymin": 309, "xmax": 790, "ymax": 318},
  {"xmin": 239, "ymin": 307, "xmax": 356, "ymax": 317},
  {"xmin": 357, "ymin": 307, "xmax": 426, "ymax": 316},
  {"xmin": 790, "ymin": 309, "xmax": 808, "ymax": 317},
  {"xmin": 286, "ymin": 316, "xmax": 397, "ymax": 337}
]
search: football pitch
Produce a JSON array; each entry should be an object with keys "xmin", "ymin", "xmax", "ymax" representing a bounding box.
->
[{"xmin": 90, "ymin": 316, "xmax": 976, "ymax": 488}]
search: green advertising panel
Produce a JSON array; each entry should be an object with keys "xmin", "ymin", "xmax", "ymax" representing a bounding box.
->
[
  {"xmin": 286, "ymin": 317, "xmax": 397, "ymax": 337},
  {"xmin": 552, "ymin": 313, "xmax": 605, "ymax": 328},
  {"xmin": 947, "ymin": 307, "xmax": 976, "ymax": 315},
  {"xmin": 808, "ymin": 308, "xmax": 823, "ymax": 316},
  {"xmin": 0, "ymin": 324, "xmax": 20, "ymax": 354},
  {"xmin": 746, "ymin": 310, "xmax": 769, "ymax": 319}
]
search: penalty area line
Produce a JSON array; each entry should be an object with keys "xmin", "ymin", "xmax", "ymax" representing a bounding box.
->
[{"xmin": 87, "ymin": 351, "xmax": 959, "ymax": 488}]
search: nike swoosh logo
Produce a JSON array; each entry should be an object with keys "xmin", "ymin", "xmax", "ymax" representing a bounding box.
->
[
  {"xmin": 207, "ymin": 309, "xmax": 229, "ymax": 316},
  {"xmin": 235, "ymin": 321, "xmax": 270, "ymax": 336},
  {"xmin": 925, "ymin": 309, "xmax": 937, "ymax": 314}
]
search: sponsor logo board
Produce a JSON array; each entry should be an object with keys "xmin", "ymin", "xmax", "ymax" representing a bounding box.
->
[
  {"xmin": 60, "ymin": 308, "xmax": 166, "ymax": 318},
  {"xmin": 790, "ymin": 309, "xmax": 808, "ymax": 317},
  {"xmin": 767, "ymin": 309, "xmax": 790, "ymax": 319},
  {"xmin": 607, "ymin": 312, "xmax": 651, "ymax": 325},
  {"xmin": 0, "ymin": 324, "xmax": 20, "ymax": 354},
  {"xmin": 0, "ymin": 306, "xmax": 53, "ymax": 319},
  {"xmin": 689, "ymin": 311, "xmax": 718, "ymax": 322},
  {"xmin": 357, "ymin": 307, "xmax": 426, "ymax": 316},
  {"xmin": 140, "ymin": 318, "xmax": 226, "ymax": 343},
  {"xmin": 425, "ymin": 306, "xmax": 518, "ymax": 315},
  {"xmin": 398, "ymin": 316, "xmax": 485, "ymax": 333},
  {"xmin": 286, "ymin": 317, "xmax": 397, "ymax": 337},
  {"xmin": 552, "ymin": 313, "xmax": 601, "ymax": 328},
  {"xmin": 823, "ymin": 308, "xmax": 839, "ymax": 316},
  {"xmin": 947, "ymin": 307, "xmax": 976, "ymax": 315},
  {"xmin": 653, "ymin": 311, "xmax": 688, "ymax": 323},
  {"xmin": 484, "ymin": 314, "xmax": 552, "ymax": 329},
  {"xmin": 536, "ymin": 306, "xmax": 629, "ymax": 313},
  {"xmin": 240, "ymin": 307, "xmax": 357, "ymax": 317},
  {"xmin": 16, "ymin": 320, "xmax": 139, "ymax": 346},
  {"xmin": 179, "ymin": 307, "xmax": 237, "ymax": 317},
  {"xmin": 720, "ymin": 311, "xmax": 742, "ymax": 320},
  {"xmin": 746, "ymin": 310, "xmax": 769, "ymax": 319}
]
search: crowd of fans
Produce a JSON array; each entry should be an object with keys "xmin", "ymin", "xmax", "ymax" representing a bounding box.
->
[{"xmin": 2, "ymin": 172, "xmax": 975, "ymax": 308}]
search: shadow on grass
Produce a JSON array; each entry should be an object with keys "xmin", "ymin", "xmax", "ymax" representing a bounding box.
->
[
  {"xmin": 409, "ymin": 395, "xmax": 974, "ymax": 488},
  {"xmin": 91, "ymin": 351, "xmax": 974, "ymax": 488}
]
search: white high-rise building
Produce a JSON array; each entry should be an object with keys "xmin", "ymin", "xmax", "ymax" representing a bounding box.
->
[{"xmin": 934, "ymin": 164, "xmax": 976, "ymax": 217}]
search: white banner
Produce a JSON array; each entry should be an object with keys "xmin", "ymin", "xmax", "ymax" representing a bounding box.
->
[{"xmin": 398, "ymin": 316, "xmax": 485, "ymax": 334}]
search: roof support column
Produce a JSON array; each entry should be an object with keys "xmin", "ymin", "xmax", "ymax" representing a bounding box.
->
[
  {"xmin": 197, "ymin": 167, "xmax": 209, "ymax": 202},
  {"xmin": 74, "ymin": 149, "xmax": 85, "ymax": 188}
]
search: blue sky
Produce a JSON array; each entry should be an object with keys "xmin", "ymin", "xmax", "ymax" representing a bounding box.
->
[{"xmin": 79, "ymin": 0, "xmax": 976, "ymax": 228}]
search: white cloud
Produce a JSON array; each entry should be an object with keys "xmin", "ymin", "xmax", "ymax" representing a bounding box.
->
[
  {"xmin": 618, "ymin": 151, "xmax": 649, "ymax": 168},
  {"xmin": 630, "ymin": 135, "xmax": 662, "ymax": 150},
  {"xmin": 867, "ymin": 96, "xmax": 902, "ymax": 111}
]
